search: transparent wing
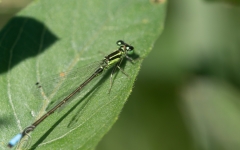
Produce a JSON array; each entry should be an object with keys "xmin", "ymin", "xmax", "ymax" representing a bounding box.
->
[{"xmin": 33, "ymin": 60, "xmax": 104, "ymax": 112}]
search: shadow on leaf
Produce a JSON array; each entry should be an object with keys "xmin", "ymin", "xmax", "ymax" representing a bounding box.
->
[{"xmin": 0, "ymin": 16, "xmax": 58, "ymax": 74}]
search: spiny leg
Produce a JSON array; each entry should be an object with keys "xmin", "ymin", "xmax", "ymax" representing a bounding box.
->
[
  {"xmin": 117, "ymin": 55, "xmax": 131, "ymax": 77},
  {"xmin": 109, "ymin": 62, "xmax": 119, "ymax": 94},
  {"xmin": 126, "ymin": 55, "xmax": 135, "ymax": 63},
  {"xmin": 117, "ymin": 66, "xmax": 129, "ymax": 77},
  {"xmin": 109, "ymin": 56, "xmax": 134, "ymax": 93}
]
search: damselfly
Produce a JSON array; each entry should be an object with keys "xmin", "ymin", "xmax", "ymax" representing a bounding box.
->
[{"xmin": 8, "ymin": 40, "xmax": 134, "ymax": 148}]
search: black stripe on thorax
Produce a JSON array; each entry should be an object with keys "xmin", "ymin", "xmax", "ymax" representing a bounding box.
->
[{"xmin": 105, "ymin": 49, "xmax": 122, "ymax": 61}]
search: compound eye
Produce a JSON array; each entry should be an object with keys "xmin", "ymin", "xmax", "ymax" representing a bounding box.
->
[
  {"xmin": 116, "ymin": 40, "xmax": 125, "ymax": 46},
  {"xmin": 126, "ymin": 45, "xmax": 134, "ymax": 55},
  {"xmin": 127, "ymin": 45, "xmax": 134, "ymax": 50}
]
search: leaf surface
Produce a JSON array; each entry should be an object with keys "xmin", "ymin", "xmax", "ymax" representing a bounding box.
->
[{"xmin": 0, "ymin": 0, "xmax": 166, "ymax": 149}]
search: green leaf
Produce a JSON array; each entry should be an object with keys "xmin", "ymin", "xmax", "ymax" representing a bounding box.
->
[{"xmin": 0, "ymin": 0, "xmax": 166, "ymax": 149}]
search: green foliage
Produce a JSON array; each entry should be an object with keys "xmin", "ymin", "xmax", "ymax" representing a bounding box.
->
[
  {"xmin": 0, "ymin": 0, "xmax": 166, "ymax": 149},
  {"xmin": 98, "ymin": 0, "xmax": 240, "ymax": 150}
]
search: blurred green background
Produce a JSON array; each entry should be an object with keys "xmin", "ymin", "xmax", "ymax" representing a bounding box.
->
[
  {"xmin": 97, "ymin": 0, "xmax": 240, "ymax": 150},
  {"xmin": 1, "ymin": 0, "xmax": 240, "ymax": 150}
]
